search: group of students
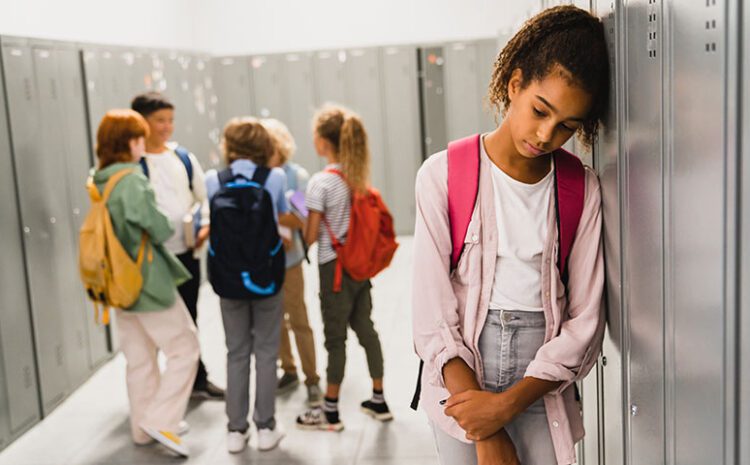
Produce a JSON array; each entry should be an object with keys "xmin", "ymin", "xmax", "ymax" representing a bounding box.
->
[
  {"xmin": 88, "ymin": 93, "xmax": 391, "ymax": 458},
  {"xmin": 84, "ymin": 5, "xmax": 612, "ymax": 465}
]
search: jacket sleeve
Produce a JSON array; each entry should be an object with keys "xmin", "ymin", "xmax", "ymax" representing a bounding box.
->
[
  {"xmin": 412, "ymin": 153, "xmax": 475, "ymax": 389},
  {"xmin": 122, "ymin": 174, "xmax": 174, "ymax": 245},
  {"xmin": 525, "ymin": 167, "xmax": 606, "ymax": 393}
]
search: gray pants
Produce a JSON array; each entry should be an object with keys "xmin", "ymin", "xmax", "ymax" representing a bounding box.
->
[
  {"xmin": 220, "ymin": 293, "xmax": 283, "ymax": 432},
  {"xmin": 433, "ymin": 309, "xmax": 557, "ymax": 465}
]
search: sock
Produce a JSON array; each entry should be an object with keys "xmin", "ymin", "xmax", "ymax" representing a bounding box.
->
[
  {"xmin": 371, "ymin": 389, "xmax": 385, "ymax": 404},
  {"xmin": 322, "ymin": 396, "xmax": 340, "ymax": 423}
]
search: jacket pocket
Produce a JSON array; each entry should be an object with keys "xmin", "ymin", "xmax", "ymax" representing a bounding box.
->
[{"xmin": 451, "ymin": 217, "xmax": 481, "ymax": 285}]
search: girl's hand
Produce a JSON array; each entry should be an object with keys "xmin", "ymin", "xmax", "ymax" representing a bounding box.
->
[
  {"xmin": 444, "ymin": 390, "xmax": 517, "ymax": 441},
  {"xmin": 475, "ymin": 429, "xmax": 520, "ymax": 465}
]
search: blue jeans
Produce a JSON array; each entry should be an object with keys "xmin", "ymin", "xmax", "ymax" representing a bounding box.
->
[{"xmin": 432, "ymin": 309, "xmax": 557, "ymax": 465}]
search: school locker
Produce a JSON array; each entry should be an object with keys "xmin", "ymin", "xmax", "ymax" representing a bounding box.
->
[
  {"xmin": 592, "ymin": 1, "xmax": 625, "ymax": 464},
  {"xmin": 419, "ymin": 46, "xmax": 448, "ymax": 157},
  {"xmin": 250, "ymin": 54, "xmax": 287, "ymax": 124},
  {"xmin": 443, "ymin": 42, "xmax": 482, "ymax": 142},
  {"xmin": 313, "ymin": 50, "xmax": 346, "ymax": 108},
  {"xmin": 30, "ymin": 41, "xmax": 92, "ymax": 390},
  {"xmin": 622, "ymin": 1, "xmax": 666, "ymax": 463},
  {"xmin": 282, "ymin": 52, "xmax": 320, "ymax": 173},
  {"xmin": 201, "ymin": 58, "xmax": 223, "ymax": 168},
  {"xmin": 475, "ymin": 38, "xmax": 501, "ymax": 135},
  {"xmin": 1, "ymin": 39, "xmax": 71, "ymax": 414},
  {"xmin": 0, "ymin": 37, "xmax": 41, "ymax": 446},
  {"xmin": 381, "ymin": 46, "xmax": 421, "ymax": 235},
  {"xmin": 212, "ymin": 56, "xmax": 253, "ymax": 133},
  {"xmin": 670, "ymin": 1, "xmax": 730, "ymax": 463},
  {"xmin": 56, "ymin": 45, "xmax": 110, "ymax": 369},
  {"xmin": 162, "ymin": 52, "xmax": 195, "ymax": 151},
  {"xmin": 343, "ymin": 48, "xmax": 387, "ymax": 195},
  {"xmin": 189, "ymin": 55, "xmax": 217, "ymax": 169}
]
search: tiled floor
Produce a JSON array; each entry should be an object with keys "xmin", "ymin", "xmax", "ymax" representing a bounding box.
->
[{"xmin": 0, "ymin": 237, "xmax": 439, "ymax": 465}]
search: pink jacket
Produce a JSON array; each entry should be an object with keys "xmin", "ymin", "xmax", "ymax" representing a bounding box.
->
[{"xmin": 412, "ymin": 148, "xmax": 605, "ymax": 465}]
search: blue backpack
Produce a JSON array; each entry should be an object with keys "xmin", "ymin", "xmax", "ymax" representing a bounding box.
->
[
  {"xmin": 207, "ymin": 167, "xmax": 285, "ymax": 300},
  {"xmin": 139, "ymin": 146, "xmax": 194, "ymax": 189}
]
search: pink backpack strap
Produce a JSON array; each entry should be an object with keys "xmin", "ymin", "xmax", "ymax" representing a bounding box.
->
[
  {"xmin": 447, "ymin": 134, "xmax": 481, "ymax": 270},
  {"xmin": 552, "ymin": 148, "xmax": 586, "ymax": 283}
]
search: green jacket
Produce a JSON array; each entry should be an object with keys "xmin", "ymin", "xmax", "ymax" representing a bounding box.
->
[{"xmin": 92, "ymin": 162, "xmax": 191, "ymax": 312}]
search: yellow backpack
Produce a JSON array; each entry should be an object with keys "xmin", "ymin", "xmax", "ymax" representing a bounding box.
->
[{"xmin": 78, "ymin": 168, "xmax": 152, "ymax": 324}]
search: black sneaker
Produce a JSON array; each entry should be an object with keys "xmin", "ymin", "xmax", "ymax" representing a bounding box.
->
[
  {"xmin": 360, "ymin": 400, "xmax": 394, "ymax": 422},
  {"xmin": 192, "ymin": 381, "xmax": 225, "ymax": 400},
  {"xmin": 296, "ymin": 407, "xmax": 344, "ymax": 432},
  {"xmin": 277, "ymin": 372, "xmax": 300, "ymax": 395}
]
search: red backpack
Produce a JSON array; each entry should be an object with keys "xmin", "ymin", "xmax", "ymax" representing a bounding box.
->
[
  {"xmin": 410, "ymin": 133, "xmax": 586, "ymax": 410},
  {"xmin": 323, "ymin": 169, "xmax": 399, "ymax": 292}
]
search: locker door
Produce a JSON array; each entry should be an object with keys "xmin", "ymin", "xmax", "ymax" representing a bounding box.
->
[
  {"xmin": 81, "ymin": 49, "xmax": 107, "ymax": 147},
  {"xmin": 475, "ymin": 38, "xmax": 501, "ymax": 134},
  {"xmin": 132, "ymin": 51, "xmax": 153, "ymax": 93},
  {"xmin": 1, "ymin": 40, "xmax": 71, "ymax": 414},
  {"xmin": 31, "ymin": 43, "xmax": 91, "ymax": 389},
  {"xmin": 443, "ymin": 42, "xmax": 481, "ymax": 142},
  {"xmin": 56, "ymin": 46, "xmax": 110, "ymax": 369},
  {"xmin": 381, "ymin": 46, "xmax": 421, "ymax": 235},
  {"xmin": 314, "ymin": 50, "xmax": 346, "ymax": 107},
  {"xmin": 212, "ymin": 57, "xmax": 253, "ymax": 132},
  {"xmin": 0, "ymin": 39, "xmax": 41, "ymax": 441},
  {"xmin": 163, "ymin": 53, "xmax": 195, "ymax": 149},
  {"xmin": 623, "ymin": 1, "xmax": 665, "ymax": 463},
  {"xmin": 202, "ymin": 59, "xmax": 222, "ymax": 169},
  {"xmin": 669, "ymin": 1, "xmax": 729, "ymax": 463},
  {"xmin": 343, "ymin": 48, "xmax": 387, "ymax": 194},
  {"xmin": 593, "ymin": 2, "xmax": 625, "ymax": 464},
  {"xmin": 282, "ymin": 53, "xmax": 319, "ymax": 173},
  {"xmin": 99, "ymin": 49, "xmax": 130, "ymax": 108},
  {"xmin": 419, "ymin": 46, "xmax": 448, "ymax": 157},
  {"xmin": 190, "ymin": 56, "xmax": 215, "ymax": 168},
  {"xmin": 251, "ymin": 55, "xmax": 287, "ymax": 121}
]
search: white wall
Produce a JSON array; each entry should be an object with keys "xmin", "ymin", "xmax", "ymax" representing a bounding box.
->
[
  {"xmin": 0, "ymin": 0, "xmax": 198, "ymax": 50},
  {"xmin": 192, "ymin": 0, "xmax": 538, "ymax": 55},
  {"xmin": 0, "ymin": 0, "xmax": 541, "ymax": 54}
]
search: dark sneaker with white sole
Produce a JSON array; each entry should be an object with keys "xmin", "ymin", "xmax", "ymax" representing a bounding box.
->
[
  {"xmin": 296, "ymin": 407, "xmax": 344, "ymax": 432},
  {"xmin": 360, "ymin": 400, "xmax": 394, "ymax": 422}
]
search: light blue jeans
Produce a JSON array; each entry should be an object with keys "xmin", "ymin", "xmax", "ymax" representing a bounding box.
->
[{"xmin": 432, "ymin": 309, "xmax": 557, "ymax": 465}]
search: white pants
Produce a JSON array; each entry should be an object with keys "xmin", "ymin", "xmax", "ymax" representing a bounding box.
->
[{"xmin": 116, "ymin": 295, "xmax": 200, "ymax": 443}]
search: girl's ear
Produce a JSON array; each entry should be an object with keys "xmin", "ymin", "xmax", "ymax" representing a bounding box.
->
[{"xmin": 507, "ymin": 68, "xmax": 524, "ymax": 102}]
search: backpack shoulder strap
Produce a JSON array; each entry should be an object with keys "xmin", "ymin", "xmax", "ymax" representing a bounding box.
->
[
  {"xmin": 552, "ymin": 148, "xmax": 586, "ymax": 285},
  {"xmin": 217, "ymin": 168, "xmax": 234, "ymax": 187},
  {"xmin": 138, "ymin": 157, "xmax": 149, "ymax": 178},
  {"xmin": 101, "ymin": 169, "xmax": 135, "ymax": 203},
  {"xmin": 447, "ymin": 134, "xmax": 481, "ymax": 270},
  {"xmin": 251, "ymin": 165, "xmax": 271, "ymax": 187},
  {"xmin": 174, "ymin": 146, "xmax": 194, "ymax": 191}
]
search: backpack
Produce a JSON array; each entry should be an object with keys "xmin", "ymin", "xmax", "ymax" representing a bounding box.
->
[
  {"xmin": 409, "ymin": 133, "xmax": 585, "ymax": 410},
  {"xmin": 207, "ymin": 166, "xmax": 286, "ymax": 300},
  {"xmin": 139, "ymin": 145, "xmax": 194, "ymax": 190},
  {"xmin": 79, "ymin": 168, "xmax": 153, "ymax": 325},
  {"xmin": 322, "ymin": 168, "xmax": 399, "ymax": 292}
]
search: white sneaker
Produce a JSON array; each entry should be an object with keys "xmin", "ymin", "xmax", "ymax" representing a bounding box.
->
[
  {"xmin": 227, "ymin": 430, "xmax": 250, "ymax": 454},
  {"xmin": 141, "ymin": 427, "xmax": 189, "ymax": 457},
  {"xmin": 257, "ymin": 424, "xmax": 286, "ymax": 451},
  {"xmin": 178, "ymin": 420, "xmax": 190, "ymax": 436}
]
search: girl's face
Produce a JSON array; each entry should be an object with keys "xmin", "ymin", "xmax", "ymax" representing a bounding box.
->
[{"xmin": 506, "ymin": 67, "xmax": 592, "ymax": 158}]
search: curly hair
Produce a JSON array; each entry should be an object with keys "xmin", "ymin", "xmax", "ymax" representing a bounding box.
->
[{"xmin": 488, "ymin": 5, "xmax": 610, "ymax": 146}]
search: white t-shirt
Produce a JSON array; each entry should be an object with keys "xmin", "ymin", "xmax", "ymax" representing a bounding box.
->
[
  {"xmin": 485, "ymin": 139, "xmax": 553, "ymax": 312},
  {"xmin": 305, "ymin": 163, "xmax": 351, "ymax": 265},
  {"xmin": 142, "ymin": 142, "xmax": 209, "ymax": 255}
]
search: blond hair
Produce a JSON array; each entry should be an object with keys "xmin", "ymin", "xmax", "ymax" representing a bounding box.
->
[
  {"xmin": 313, "ymin": 104, "xmax": 370, "ymax": 193},
  {"xmin": 221, "ymin": 117, "xmax": 274, "ymax": 166},
  {"xmin": 261, "ymin": 118, "xmax": 297, "ymax": 165}
]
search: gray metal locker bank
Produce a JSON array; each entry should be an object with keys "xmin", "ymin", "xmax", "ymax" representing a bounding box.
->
[{"xmin": 0, "ymin": 36, "xmax": 42, "ymax": 450}]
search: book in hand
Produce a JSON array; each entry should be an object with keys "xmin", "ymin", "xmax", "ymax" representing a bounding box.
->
[
  {"xmin": 288, "ymin": 191, "xmax": 308, "ymax": 219},
  {"xmin": 183, "ymin": 203, "xmax": 201, "ymax": 249}
]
